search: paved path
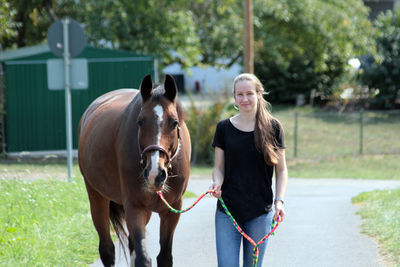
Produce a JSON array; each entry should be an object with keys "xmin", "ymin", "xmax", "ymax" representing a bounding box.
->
[{"xmin": 92, "ymin": 178, "xmax": 400, "ymax": 267}]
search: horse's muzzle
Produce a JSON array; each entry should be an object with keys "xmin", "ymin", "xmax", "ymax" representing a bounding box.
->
[{"xmin": 143, "ymin": 166, "xmax": 168, "ymax": 192}]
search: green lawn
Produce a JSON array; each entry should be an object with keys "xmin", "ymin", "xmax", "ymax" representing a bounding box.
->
[
  {"xmin": 287, "ymin": 154, "xmax": 400, "ymax": 180},
  {"xmin": 0, "ymin": 175, "xmax": 197, "ymax": 266},
  {"xmin": 352, "ymin": 189, "xmax": 400, "ymax": 266},
  {"xmin": 0, "ymin": 178, "xmax": 98, "ymax": 266}
]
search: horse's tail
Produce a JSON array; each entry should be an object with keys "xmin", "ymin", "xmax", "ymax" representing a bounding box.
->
[{"xmin": 109, "ymin": 201, "xmax": 128, "ymax": 254}]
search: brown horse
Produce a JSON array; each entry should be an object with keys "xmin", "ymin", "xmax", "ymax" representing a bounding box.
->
[{"xmin": 78, "ymin": 74, "xmax": 191, "ymax": 267}]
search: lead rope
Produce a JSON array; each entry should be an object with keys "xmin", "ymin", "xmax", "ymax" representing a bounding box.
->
[{"xmin": 157, "ymin": 190, "xmax": 282, "ymax": 267}]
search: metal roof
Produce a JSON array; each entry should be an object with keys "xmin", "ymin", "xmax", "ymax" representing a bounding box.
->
[{"xmin": 0, "ymin": 43, "xmax": 50, "ymax": 62}]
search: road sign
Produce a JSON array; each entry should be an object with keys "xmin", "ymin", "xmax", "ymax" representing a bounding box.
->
[
  {"xmin": 47, "ymin": 59, "xmax": 88, "ymax": 90},
  {"xmin": 47, "ymin": 19, "xmax": 85, "ymax": 57},
  {"xmin": 46, "ymin": 18, "xmax": 86, "ymax": 181}
]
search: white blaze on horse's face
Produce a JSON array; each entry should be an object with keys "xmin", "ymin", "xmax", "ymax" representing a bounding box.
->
[{"xmin": 148, "ymin": 105, "xmax": 164, "ymax": 183}]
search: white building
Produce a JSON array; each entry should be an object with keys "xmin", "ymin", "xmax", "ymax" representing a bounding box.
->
[{"xmin": 163, "ymin": 62, "xmax": 241, "ymax": 94}]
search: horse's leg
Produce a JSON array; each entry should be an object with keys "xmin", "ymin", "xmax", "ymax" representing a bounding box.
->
[
  {"xmin": 157, "ymin": 199, "xmax": 182, "ymax": 267},
  {"xmin": 128, "ymin": 211, "xmax": 152, "ymax": 262},
  {"xmin": 85, "ymin": 181, "xmax": 115, "ymax": 267},
  {"xmin": 125, "ymin": 206, "xmax": 152, "ymax": 267}
]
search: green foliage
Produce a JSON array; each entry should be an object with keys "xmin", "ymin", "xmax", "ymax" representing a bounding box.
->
[
  {"xmin": 79, "ymin": 0, "xmax": 201, "ymax": 68},
  {"xmin": 2, "ymin": 0, "xmax": 374, "ymax": 80},
  {"xmin": 359, "ymin": 10, "xmax": 400, "ymax": 109},
  {"xmin": 254, "ymin": 0, "xmax": 373, "ymax": 103},
  {"xmin": 0, "ymin": 0, "xmax": 17, "ymax": 45},
  {"xmin": 1, "ymin": 0, "xmax": 202, "ymax": 67},
  {"xmin": 256, "ymin": 56, "xmax": 345, "ymax": 102},
  {"xmin": 352, "ymin": 189, "xmax": 400, "ymax": 265},
  {"xmin": 186, "ymin": 0, "xmax": 242, "ymax": 66},
  {"xmin": 1, "ymin": 0, "xmax": 244, "ymax": 68},
  {"xmin": 185, "ymin": 94, "xmax": 232, "ymax": 164},
  {"xmin": 1, "ymin": 0, "xmax": 79, "ymax": 48},
  {"xmin": 77, "ymin": 0, "xmax": 244, "ymax": 67}
]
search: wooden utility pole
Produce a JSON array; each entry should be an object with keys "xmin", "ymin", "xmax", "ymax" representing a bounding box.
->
[{"xmin": 244, "ymin": 0, "xmax": 254, "ymax": 73}]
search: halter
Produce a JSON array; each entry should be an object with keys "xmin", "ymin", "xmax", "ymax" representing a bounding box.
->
[{"xmin": 138, "ymin": 125, "xmax": 181, "ymax": 171}]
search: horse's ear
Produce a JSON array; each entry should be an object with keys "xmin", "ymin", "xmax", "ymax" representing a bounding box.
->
[
  {"xmin": 140, "ymin": 74, "xmax": 153, "ymax": 102},
  {"xmin": 164, "ymin": 74, "xmax": 177, "ymax": 102}
]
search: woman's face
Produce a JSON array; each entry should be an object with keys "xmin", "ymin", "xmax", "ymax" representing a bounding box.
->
[{"xmin": 234, "ymin": 80, "xmax": 259, "ymax": 113}]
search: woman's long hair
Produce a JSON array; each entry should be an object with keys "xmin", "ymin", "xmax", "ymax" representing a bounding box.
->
[{"xmin": 233, "ymin": 73, "xmax": 280, "ymax": 166}]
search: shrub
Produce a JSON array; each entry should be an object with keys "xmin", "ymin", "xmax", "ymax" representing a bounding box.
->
[
  {"xmin": 185, "ymin": 94, "xmax": 233, "ymax": 165},
  {"xmin": 255, "ymin": 55, "xmax": 345, "ymax": 104}
]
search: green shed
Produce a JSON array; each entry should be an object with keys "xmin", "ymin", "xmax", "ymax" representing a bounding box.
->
[{"xmin": 0, "ymin": 44, "xmax": 155, "ymax": 154}]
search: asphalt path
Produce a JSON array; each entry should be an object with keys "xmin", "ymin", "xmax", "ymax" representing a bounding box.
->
[{"xmin": 92, "ymin": 177, "xmax": 400, "ymax": 267}]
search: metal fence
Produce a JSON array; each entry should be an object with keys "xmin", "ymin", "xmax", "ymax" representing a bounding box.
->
[{"xmin": 275, "ymin": 109, "xmax": 400, "ymax": 160}]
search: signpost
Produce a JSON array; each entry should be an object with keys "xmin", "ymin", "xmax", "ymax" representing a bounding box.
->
[{"xmin": 47, "ymin": 18, "xmax": 86, "ymax": 181}]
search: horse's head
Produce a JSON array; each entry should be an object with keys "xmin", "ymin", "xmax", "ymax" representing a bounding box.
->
[{"xmin": 137, "ymin": 74, "xmax": 182, "ymax": 192}]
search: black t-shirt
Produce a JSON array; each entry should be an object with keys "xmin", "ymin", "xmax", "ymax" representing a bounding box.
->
[{"xmin": 212, "ymin": 118, "xmax": 285, "ymax": 224}]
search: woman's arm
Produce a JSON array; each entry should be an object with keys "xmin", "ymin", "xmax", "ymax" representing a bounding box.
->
[
  {"xmin": 274, "ymin": 148, "xmax": 288, "ymax": 221},
  {"xmin": 210, "ymin": 147, "xmax": 225, "ymax": 198}
]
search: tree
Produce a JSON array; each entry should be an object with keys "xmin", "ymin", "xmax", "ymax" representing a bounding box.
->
[
  {"xmin": 1, "ymin": 0, "xmax": 245, "ymax": 69},
  {"xmin": 1, "ymin": 0, "xmax": 202, "ymax": 67},
  {"xmin": 77, "ymin": 0, "xmax": 201, "ymax": 68},
  {"xmin": 253, "ymin": 0, "xmax": 373, "ymax": 103},
  {"xmin": 186, "ymin": 0, "xmax": 243, "ymax": 67},
  {"xmin": 1, "ymin": 0, "xmax": 374, "ymax": 88},
  {"xmin": 359, "ymin": 10, "xmax": 400, "ymax": 109},
  {"xmin": 1, "ymin": 0, "xmax": 79, "ymax": 49},
  {"xmin": 0, "ymin": 0, "xmax": 17, "ymax": 48}
]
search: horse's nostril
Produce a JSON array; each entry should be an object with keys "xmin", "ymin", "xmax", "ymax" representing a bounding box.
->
[
  {"xmin": 143, "ymin": 168, "xmax": 149, "ymax": 179},
  {"xmin": 158, "ymin": 169, "xmax": 167, "ymax": 184}
]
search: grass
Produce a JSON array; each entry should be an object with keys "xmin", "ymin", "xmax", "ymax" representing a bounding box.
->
[
  {"xmin": 352, "ymin": 189, "xmax": 400, "ymax": 266},
  {"xmin": 191, "ymin": 154, "xmax": 400, "ymax": 180},
  {"xmin": 0, "ymin": 177, "xmax": 98, "ymax": 266},
  {"xmin": 273, "ymin": 108, "xmax": 400, "ymax": 159},
  {"xmin": 287, "ymin": 154, "xmax": 400, "ymax": 180},
  {"xmin": 0, "ymin": 160, "xmax": 72, "ymax": 180},
  {"xmin": 0, "ymin": 165, "xmax": 197, "ymax": 266}
]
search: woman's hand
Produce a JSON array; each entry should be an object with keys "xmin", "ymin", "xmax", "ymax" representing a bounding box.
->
[
  {"xmin": 274, "ymin": 201, "xmax": 286, "ymax": 222},
  {"xmin": 209, "ymin": 182, "xmax": 222, "ymax": 198}
]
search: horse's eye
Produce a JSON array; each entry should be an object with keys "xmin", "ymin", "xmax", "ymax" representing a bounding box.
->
[
  {"xmin": 173, "ymin": 120, "xmax": 179, "ymax": 128},
  {"xmin": 137, "ymin": 119, "xmax": 144, "ymax": 127}
]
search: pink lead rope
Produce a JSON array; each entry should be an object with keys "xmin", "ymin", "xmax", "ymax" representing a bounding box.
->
[{"xmin": 157, "ymin": 190, "xmax": 282, "ymax": 267}]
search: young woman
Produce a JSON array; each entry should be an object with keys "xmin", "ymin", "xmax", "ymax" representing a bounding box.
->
[{"xmin": 210, "ymin": 73, "xmax": 288, "ymax": 267}]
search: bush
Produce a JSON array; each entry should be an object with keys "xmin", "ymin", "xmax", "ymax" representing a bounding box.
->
[
  {"xmin": 185, "ymin": 94, "xmax": 233, "ymax": 165},
  {"xmin": 255, "ymin": 55, "xmax": 345, "ymax": 104}
]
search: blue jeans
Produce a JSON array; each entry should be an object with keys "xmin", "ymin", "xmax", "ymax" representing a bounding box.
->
[{"xmin": 215, "ymin": 208, "xmax": 274, "ymax": 267}]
